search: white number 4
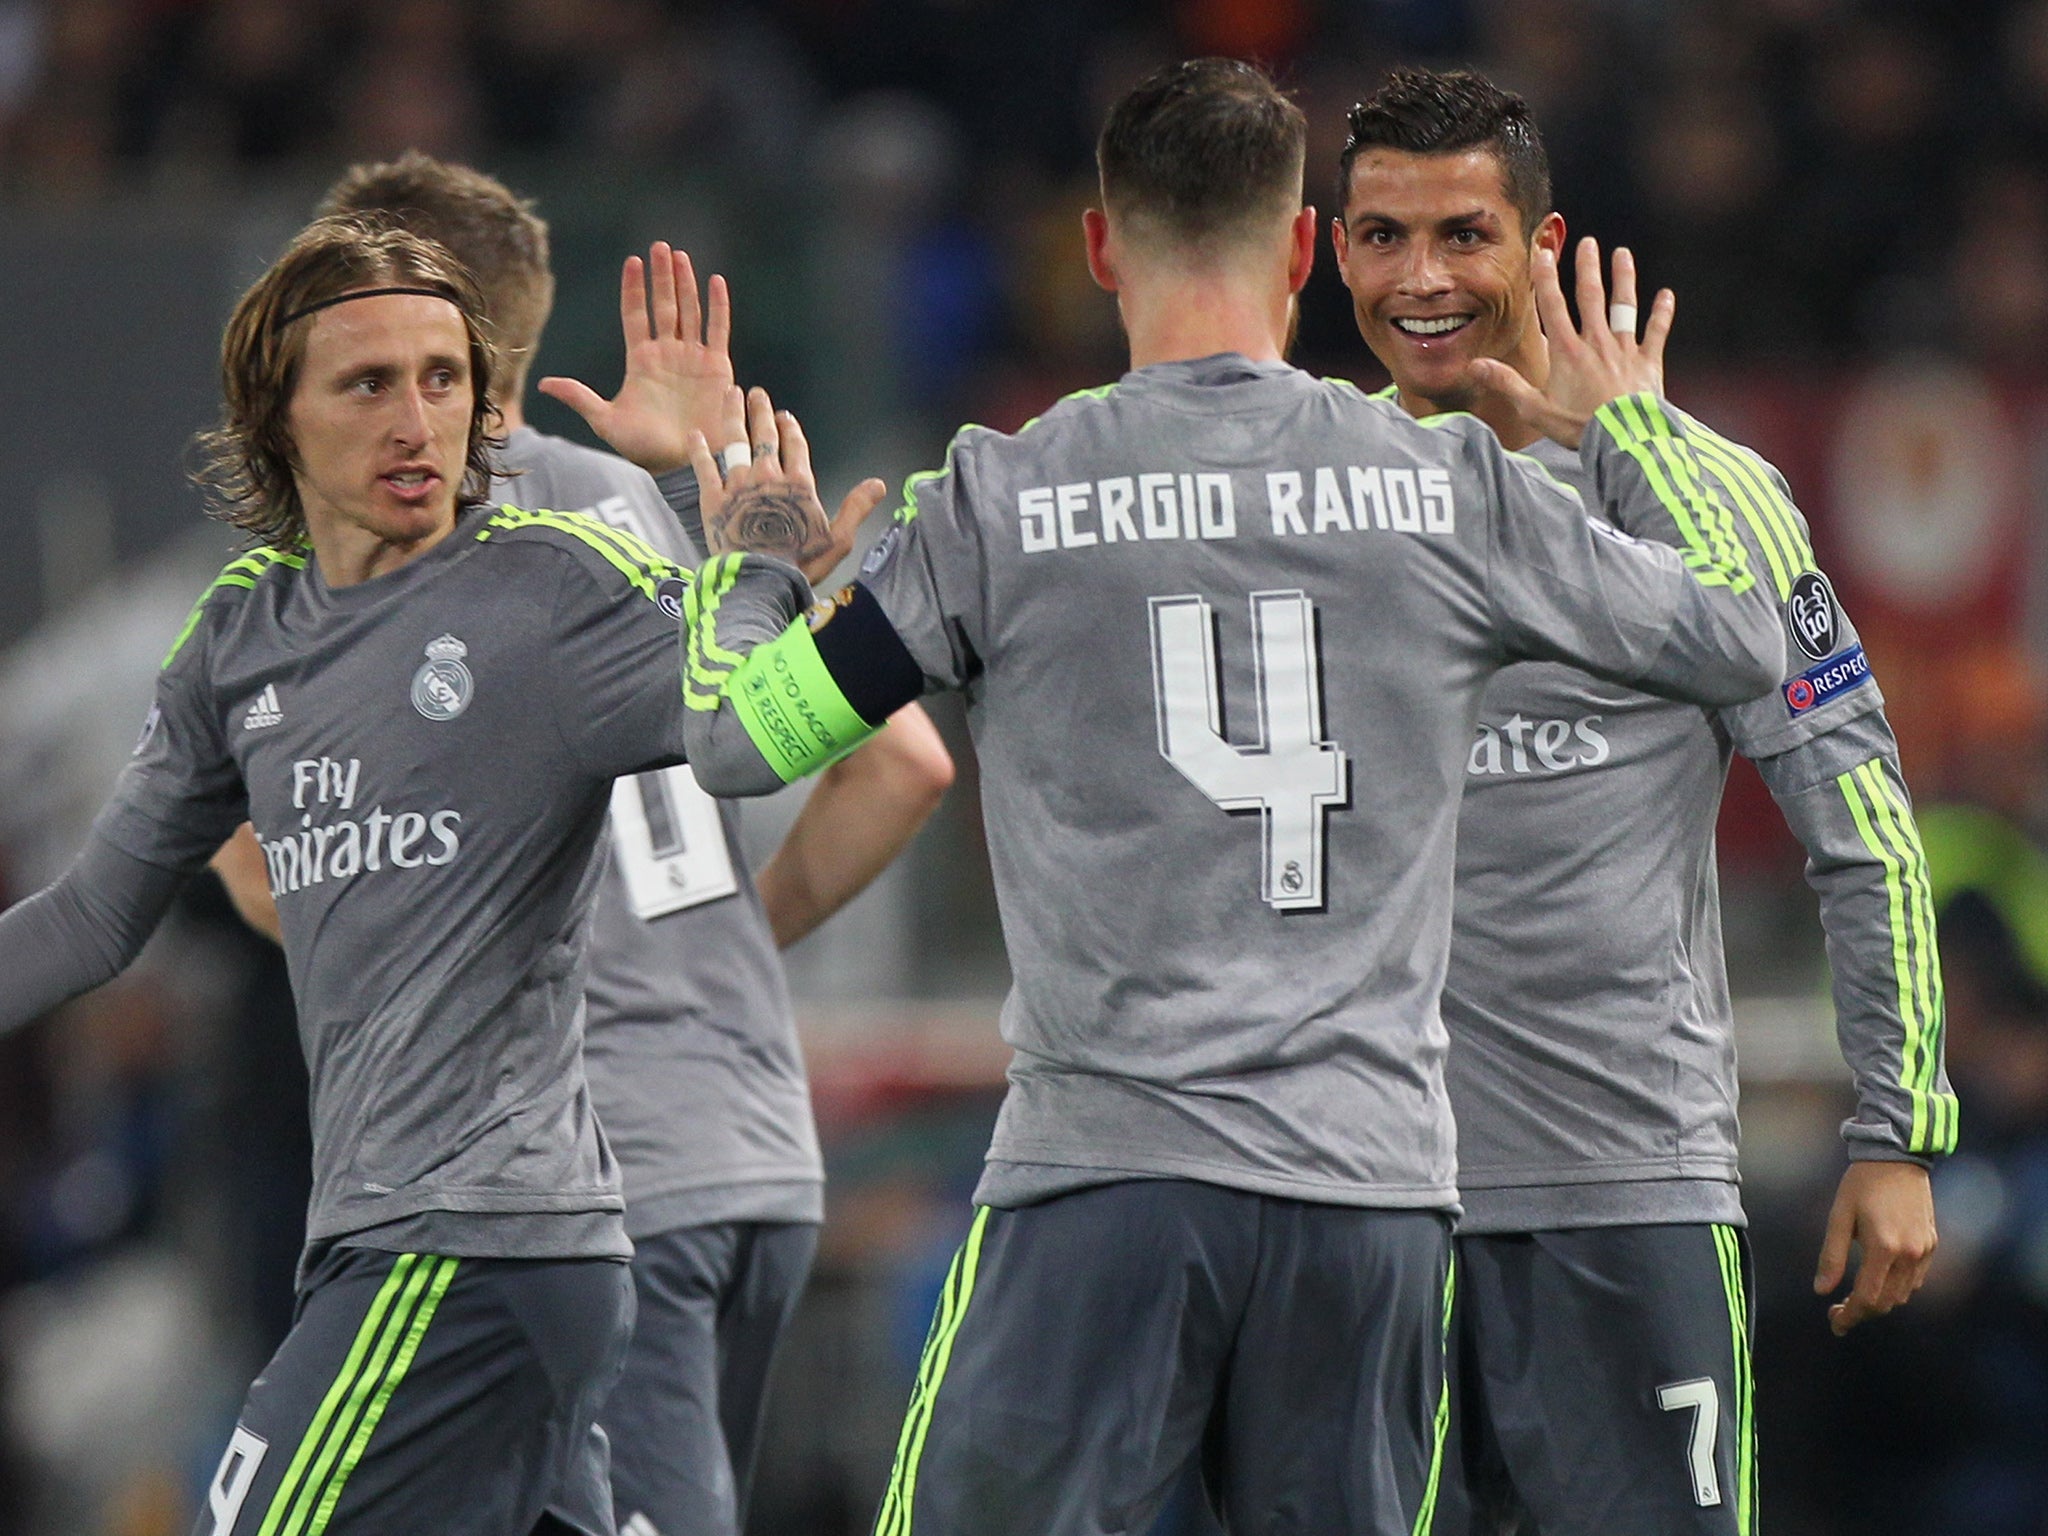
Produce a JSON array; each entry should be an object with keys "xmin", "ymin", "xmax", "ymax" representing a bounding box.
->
[
  {"xmin": 1657, "ymin": 1377, "xmax": 1723, "ymax": 1507},
  {"xmin": 1149, "ymin": 591, "xmax": 1349, "ymax": 911}
]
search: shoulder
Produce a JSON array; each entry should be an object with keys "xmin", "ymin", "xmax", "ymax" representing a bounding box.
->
[
  {"xmin": 470, "ymin": 503, "xmax": 688, "ymax": 605},
  {"xmin": 1663, "ymin": 403, "xmax": 1820, "ymax": 600},
  {"xmin": 162, "ymin": 545, "xmax": 308, "ymax": 669}
]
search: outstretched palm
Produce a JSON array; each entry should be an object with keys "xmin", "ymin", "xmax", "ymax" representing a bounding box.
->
[{"xmin": 539, "ymin": 242, "xmax": 741, "ymax": 476}]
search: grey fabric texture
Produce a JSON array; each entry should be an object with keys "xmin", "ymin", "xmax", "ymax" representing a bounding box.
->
[
  {"xmin": 1445, "ymin": 430, "xmax": 1951, "ymax": 1235},
  {"xmin": 1439, "ymin": 1226, "xmax": 1755, "ymax": 1536},
  {"xmin": 0, "ymin": 831, "xmax": 187, "ymax": 1024},
  {"xmin": 881, "ymin": 1183, "xmax": 1451, "ymax": 1536},
  {"xmin": 195, "ymin": 1247, "xmax": 633, "ymax": 1536},
  {"xmin": 70, "ymin": 502, "xmax": 694, "ymax": 1258},
  {"xmin": 495, "ymin": 428, "xmax": 823, "ymax": 1236},
  {"xmin": 603, "ymin": 1220, "xmax": 819, "ymax": 1536},
  {"xmin": 683, "ymin": 357, "xmax": 1785, "ymax": 1214}
]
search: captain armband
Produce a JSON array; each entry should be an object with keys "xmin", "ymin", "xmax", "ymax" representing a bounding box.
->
[{"xmin": 726, "ymin": 582, "xmax": 925, "ymax": 783}]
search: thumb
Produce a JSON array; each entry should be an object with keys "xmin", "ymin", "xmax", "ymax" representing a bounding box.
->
[
  {"xmin": 1466, "ymin": 357, "xmax": 1545, "ymax": 411},
  {"xmin": 831, "ymin": 477, "xmax": 891, "ymax": 545},
  {"xmin": 1815, "ymin": 1190, "xmax": 1856, "ymax": 1294},
  {"xmin": 536, "ymin": 376, "xmax": 610, "ymax": 430}
]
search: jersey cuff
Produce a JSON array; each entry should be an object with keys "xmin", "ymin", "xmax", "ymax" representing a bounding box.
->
[{"xmin": 725, "ymin": 583, "xmax": 922, "ymax": 783}]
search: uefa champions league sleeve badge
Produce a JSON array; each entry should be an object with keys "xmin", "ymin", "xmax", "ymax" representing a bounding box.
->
[{"xmin": 412, "ymin": 634, "xmax": 474, "ymax": 721}]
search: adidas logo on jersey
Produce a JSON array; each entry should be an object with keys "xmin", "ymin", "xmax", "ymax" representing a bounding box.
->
[{"xmin": 242, "ymin": 684, "xmax": 284, "ymax": 731}]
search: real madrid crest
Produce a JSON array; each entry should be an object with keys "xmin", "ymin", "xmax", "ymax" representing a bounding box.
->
[{"xmin": 412, "ymin": 634, "xmax": 473, "ymax": 721}]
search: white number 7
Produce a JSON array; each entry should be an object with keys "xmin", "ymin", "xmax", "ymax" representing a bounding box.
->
[
  {"xmin": 1657, "ymin": 1377, "xmax": 1723, "ymax": 1507},
  {"xmin": 1149, "ymin": 591, "xmax": 1349, "ymax": 911}
]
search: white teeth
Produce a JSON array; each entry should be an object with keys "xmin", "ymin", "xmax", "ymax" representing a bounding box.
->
[{"xmin": 1393, "ymin": 316, "xmax": 1469, "ymax": 336}]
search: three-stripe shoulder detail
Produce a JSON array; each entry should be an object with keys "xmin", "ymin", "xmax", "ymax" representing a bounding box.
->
[
  {"xmin": 162, "ymin": 545, "xmax": 308, "ymax": 668},
  {"xmin": 473, "ymin": 504, "xmax": 686, "ymax": 601}
]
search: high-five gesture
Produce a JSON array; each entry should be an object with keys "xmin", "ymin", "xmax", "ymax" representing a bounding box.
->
[
  {"xmin": 688, "ymin": 386, "xmax": 888, "ymax": 583},
  {"xmin": 539, "ymin": 242, "xmax": 742, "ymax": 476},
  {"xmin": 1469, "ymin": 237, "xmax": 1675, "ymax": 450}
]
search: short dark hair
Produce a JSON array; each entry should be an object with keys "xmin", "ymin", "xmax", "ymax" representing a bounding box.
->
[
  {"xmin": 317, "ymin": 151, "xmax": 553, "ymax": 386},
  {"xmin": 1339, "ymin": 68, "xmax": 1552, "ymax": 238},
  {"xmin": 1097, "ymin": 58, "xmax": 1307, "ymax": 248},
  {"xmin": 193, "ymin": 215, "xmax": 499, "ymax": 550}
]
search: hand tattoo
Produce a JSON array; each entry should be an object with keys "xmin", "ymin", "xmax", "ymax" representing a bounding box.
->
[{"xmin": 707, "ymin": 485, "xmax": 832, "ymax": 566}]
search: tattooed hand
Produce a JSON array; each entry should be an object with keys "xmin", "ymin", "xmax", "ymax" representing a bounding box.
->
[{"xmin": 690, "ymin": 385, "xmax": 889, "ymax": 583}]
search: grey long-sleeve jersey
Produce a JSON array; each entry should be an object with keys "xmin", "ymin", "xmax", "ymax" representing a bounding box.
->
[
  {"xmin": 494, "ymin": 428, "xmax": 823, "ymax": 1236},
  {"xmin": 679, "ymin": 358, "xmax": 1785, "ymax": 1211},
  {"xmin": 1445, "ymin": 426, "xmax": 1955, "ymax": 1234},
  {"xmin": 0, "ymin": 504, "xmax": 696, "ymax": 1262}
]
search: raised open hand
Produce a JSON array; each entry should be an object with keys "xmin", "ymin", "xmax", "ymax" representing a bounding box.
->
[
  {"xmin": 538, "ymin": 242, "xmax": 740, "ymax": 475},
  {"xmin": 688, "ymin": 385, "xmax": 888, "ymax": 584},
  {"xmin": 1469, "ymin": 237, "xmax": 1675, "ymax": 449}
]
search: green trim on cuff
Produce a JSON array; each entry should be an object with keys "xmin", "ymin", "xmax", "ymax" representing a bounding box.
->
[{"xmin": 728, "ymin": 615, "xmax": 878, "ymax": 782}]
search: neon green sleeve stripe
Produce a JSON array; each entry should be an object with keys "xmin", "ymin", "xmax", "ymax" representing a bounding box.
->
[
  {"xmin": 162, "ymin": 547, "xmax": 308, "ymax": 668},
  {"xmin": 1691, "ymin": 425, "xmax": 1814, "ymax": 571},
  {"xmin": 723, "ymin": 614, "xmax": 878, "ymax": 781},
  {"xmin": 1690, "ymin": 439, "xmax": 1796, "ymax": 599},
  {"xmin": 475, "ymin": 506, "xmax": 684, "ymax": 599},
  {"xmin": 682, "ymin": 554, "xmax": 748, "ymax": 710},
  {"xmin": 1592, "ymin": 394, "xmax": 1756, "ymax": 594},
  {"xmin": 1860, "ymin": 762, "xmax": 1957, "ymax": 1151},
  {"xmin": 1839, "ymin": 764, "xmax": 1958, "ymax": 1153}
]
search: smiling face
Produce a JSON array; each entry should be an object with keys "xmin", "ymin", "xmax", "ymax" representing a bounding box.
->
[
  {"xmin": 1332, "ymin": 146, "xmax": 1563, "ymax": 412},
  {"xmin": 286, "ymin": 291, "xmax": 475, "ymax": 564}
]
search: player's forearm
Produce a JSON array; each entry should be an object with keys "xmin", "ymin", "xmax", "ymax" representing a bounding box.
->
[
  {"xmin": 680, "ymin": 554, "xmax": 925, "ymax": 797},
  {"xmin": 211, "ymin": 823, "xmax": 282, "ymax": 945},
  {"xmin": 756, "ymin": 703, "xmax": 954, "ymax": 947},
  {"xmin": 0, "ymin": 831, "xmax": 185, "ymax": 1032},
  {"xmin": 655, "ymin": 466, "xmax": 707, "ymax": 561},
  {"xmin": 1580, "ymin": 394, "xmax": 1785, "ymax": 705},
  {"xmin": 1754, "ymin": 713, "xmax": 1958, "ymax": 1160}
]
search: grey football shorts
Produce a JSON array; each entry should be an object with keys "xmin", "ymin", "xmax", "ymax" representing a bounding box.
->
[
  {"xmin": 872, "ymin": 1178, "xmax": 1455, "ymax": 1536},
  {"xmin": 1438, "ymin": 1223, "xmax": 1757, "ymax": 1536},
  {"xmin": 191, "ymin": 1244, "xmax": 633, "ymax": 1536},
  {"xmin": 604, "ymin": 1220, "xmax": 818, "ymax": 1536}
]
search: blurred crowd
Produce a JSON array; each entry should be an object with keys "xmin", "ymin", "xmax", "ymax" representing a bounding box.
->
[{"xmin": 3, "ymin": 1, "xmax": 2048, "ymax": 1533}]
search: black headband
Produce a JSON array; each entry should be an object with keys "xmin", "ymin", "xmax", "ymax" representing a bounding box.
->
[{"xmin": 277, "ymin": 286, "xmax": 461, "ymax": 329}]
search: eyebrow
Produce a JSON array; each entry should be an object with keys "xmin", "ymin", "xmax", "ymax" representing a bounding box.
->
[
  {"xmin": 1348, "ymin": 207, "xmax": 1499, "ymax": 235},
  {"xmin": 327, "ymin": 352, "xmax": 469, "ymax": 383}
]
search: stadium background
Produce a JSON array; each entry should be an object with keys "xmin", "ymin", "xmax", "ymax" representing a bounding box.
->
[{"xmin": 1, "ymin": 0, "xmax": 2045, "ymax": 1531}]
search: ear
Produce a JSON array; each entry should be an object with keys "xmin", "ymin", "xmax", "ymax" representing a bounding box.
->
[
  {"xmin": 1330, "ymin": 212, "xmax": 1351, "ymax": 267},
  {"xmin": 1287, "ymin": 205, "xmax": 1317, "ymax": 294},
  {"xmin": 1083, "ymin": 208, "xmax": 1117, "ymax": 294},
  {"xmin": 1533, "ymin": 210, "xmax": 1566, "ymax": 263}
]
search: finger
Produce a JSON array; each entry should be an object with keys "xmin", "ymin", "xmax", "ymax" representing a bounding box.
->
[
  {"xmin": 706, "ymin": 273, "xmax": 731, "ymax": 358},
  {"xmin": 648, "ymin": 241, "xmax": 681, "ymax": 341},
  {"xmin": 1529, "ymin": 247, "xmax": 1576, "ymax": 349},
  {"xmin": 536, "ymin": 375, "xmax": 610, "ymax": 429},
  {"xmin": 1641, "ymin": 288, "xmax": 1676, "ymax": 366},
  {"xmin": 777, "ymin": 409, "xmax": 815, "ymax": 487},
  {"xmin": 834, "ymin": 477, "xmax": 889, "ymax": 541},
  {"xmin": 1848, "ymin": 1244, "xmax": 1898, "ymax": 1322},
  {"xmin": 1609, "ymin": 245, "xmax": 1639, "ymax": 334},
  {"xmin": 1814, "ymin": 1196, "xmax": 1854, "ymax": 1293},
  {"xmin": 674, "ymin": 248, "xmax": 701, "ymax": 343},
  {"xmin": 1575, "ymin": 236, "xmax": 1608, "ymax": 341},
  {"xmin": 719, "ymin": 383, "xmax": 746, "ymax": 444},
  {"xmin": 685, "ymin": 430, "xmax": 724, "ymax": 514},
  {"xmin": 620, "ymin": 255, "xmax": 650, "ymax": 344},
  {"xmin": 747, "ymin": 386, "xmax": 781, "ymax": 464},
  {"xmin": 1829, "ymin": 1297, "xmax": 1870, "ymax": 1337},
  {"xmin": 1467, "ymin": 356, "xmax": 1552, "ymax": 419}
]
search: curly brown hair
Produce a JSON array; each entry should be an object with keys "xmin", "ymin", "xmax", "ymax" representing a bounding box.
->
[
  {"xmin": 316, "ymin": 151, "xmax": 553, "ymax": 393},
  {"xmin": 192, "ymin": 214, "xmax": 500, "ymax": 550}
]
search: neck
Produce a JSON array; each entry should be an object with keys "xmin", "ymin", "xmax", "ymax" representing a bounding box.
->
[
  {"xmin": 1400, "ymin": 321, "xmax": 1550, "ymax": 449},
  {"xmin": 307, "ymin": 511, "xmax": 458, "ymax": 588},
  {"xmin": 495, "ymin": 382, "xmax": 526, "ymax": 433},
  {"xmin": 1120, "ymin": 267, "xmax": 1292, "ymax": 370}
]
